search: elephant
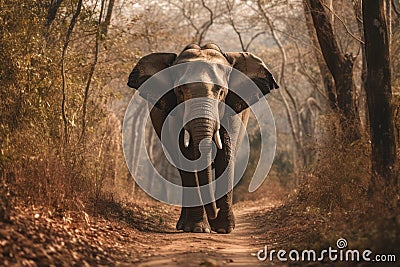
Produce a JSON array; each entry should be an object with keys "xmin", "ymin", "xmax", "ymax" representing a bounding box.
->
[{"xmin": 127, "ymin": 43, "xmax": 278, "ymax": 234}]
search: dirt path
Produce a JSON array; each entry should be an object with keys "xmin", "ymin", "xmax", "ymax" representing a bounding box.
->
[
  {"xmin": 134, "ymin": 201, "xmax": 278, "ymax": 267},
  {"xmin": 1, "ymin": 197, "xmax": 291, "ymax": 266}
]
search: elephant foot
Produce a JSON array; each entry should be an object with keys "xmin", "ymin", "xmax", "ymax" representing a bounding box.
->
[
  {"xmin": 209, "ymin": 209, "xmax": 235, "ymax": 234},
  {"xmin": 183, "ymin": 219, "xmax": 211, "ymax": 233},
  {"xmin": 176, "ymin": 207, "xmax": 211, "ymax": 233},
  {"xmin": 176, "ymin": 208, "xmax": 186, "ymax": 230}
]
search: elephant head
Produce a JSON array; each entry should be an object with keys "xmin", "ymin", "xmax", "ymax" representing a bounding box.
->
[{"xmin": 127, "ymin": 43, "xmax": 278, "ymax": 219}]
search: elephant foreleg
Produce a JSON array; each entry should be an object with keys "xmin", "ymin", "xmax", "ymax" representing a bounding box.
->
[
  {"xmin": 176, "ymin": 206, "xmax": 187, "ymax": 230},
  {"xmin": 177, "ymin": 170, "xmax": 211, "ymax": 233},
  {"xmin": 208, "ymin": 110, "xmax": 248, "ymax": 234},
  {"xmin": 209, "ymin": 147, "xmax": 235, "ymax": 234}
]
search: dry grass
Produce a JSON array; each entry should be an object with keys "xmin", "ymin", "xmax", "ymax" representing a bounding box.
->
[{"xmin": 282, "ymin": 114, "xmax": 400, "ymax": 255}]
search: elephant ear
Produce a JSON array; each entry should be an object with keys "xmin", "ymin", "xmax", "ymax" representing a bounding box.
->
[
  {"xmin": 224, "ymin": 52, "xmax": 279, "ymax": 114},
  {"xmin": 127, "ymin": 53, "xmax": 177, "ymax": 113}
]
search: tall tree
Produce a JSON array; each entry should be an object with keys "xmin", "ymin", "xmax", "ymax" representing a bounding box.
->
[
  {"xmin": 362, "ymin": 0, "xmax": 397, "ymax": 190},
  {"xmin": 46, "ymin": 0, "xmax": 63, "ymax": 28},
  {"xmin": 101, "ymin": 0, "xmax": 115, "ymax": 36},
  {"xmin": 305, "ymin": 0, "xmax": 361, "ymax": 142},
  {"xmin": 302, "ymin": 1, "xmax": 336, "ymax": 110}
]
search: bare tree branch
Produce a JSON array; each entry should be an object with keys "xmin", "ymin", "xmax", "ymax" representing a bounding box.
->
[
  {"xmin": 257, "ymin": 0, "xmax": 306, "ymax": 168},
  {"xmin": 292, "ymin": 39, "xmax": 333, "ymax": 106},
  {"xmin": 225, "ymin": 0, "xmax": 265, "ymax": 52},
  {"xmin": 225, "ymin": 0, "xmax": 245, "ymax": 51},
  {"xmin": 245, "ymin": 31, "xmax": 265, "ymax": 51},
  {"xmin": 321, "ymin": 2, "xmax": 364, "ymax": 44},
  {"xmin": 198, "ymin": 0, "xmax": 214, "ymax": 44},
  {"xmin": 169, "ymin": 0, "xmax": 222, "ymax": 45}
]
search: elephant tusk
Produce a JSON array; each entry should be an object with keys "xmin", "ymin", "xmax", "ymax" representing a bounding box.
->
[
  {"xmin": 214, "ymin": 130, "xmax": 223, "ymax": 149},
  {"xmin": 184, "ymin": 129, "xmax": 190, "ymax": 148}
]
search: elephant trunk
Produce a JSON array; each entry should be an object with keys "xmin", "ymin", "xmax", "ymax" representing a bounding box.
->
[
  {"xmin": 190, "ymin": 120, "xmax": 217, "ymax": 219},
  {"xmin": 184, "ymin": 100, "xmax": 219, "ymax": 219}
]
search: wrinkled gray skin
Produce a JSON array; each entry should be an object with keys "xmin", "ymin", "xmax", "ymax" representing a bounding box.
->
[{"xmin": 128, "ymin": 43, "xmax": 278, "ymax": 234}]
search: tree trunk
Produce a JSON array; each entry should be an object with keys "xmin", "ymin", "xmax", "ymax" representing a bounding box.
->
[
  {"xmin": 303, "ymin": 0, "xmax": 336, "ymax": 110},
  {"xmin": 46, "ymin": 0, "xmax": 63, "ymax": 28},
  {"xmin": 353, "ymin": 0, "xmax": 369, "ymax": 132},
  {"xmin": 305, "ymin": 0, "xmax": 361, "ymax": 142},
  {"xmin": 101, "ymin": 0, "xmax": 115, "ymax": 36},
  {"xmin": 362, "ymin": 0, "xmax": 397, "ymax": 190}
]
